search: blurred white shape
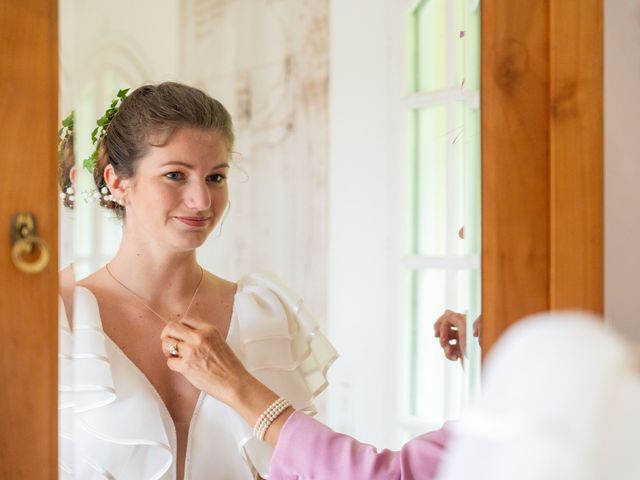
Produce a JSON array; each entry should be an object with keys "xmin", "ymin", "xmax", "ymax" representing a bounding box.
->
[{"xmin": 437, "ymin": 311, "xmax": 640, "ymax": 480}]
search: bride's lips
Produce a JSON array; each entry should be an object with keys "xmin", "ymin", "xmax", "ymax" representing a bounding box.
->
[{"xmin": 175, "ymin": 216, "xmax": 211, "ymax": 227}]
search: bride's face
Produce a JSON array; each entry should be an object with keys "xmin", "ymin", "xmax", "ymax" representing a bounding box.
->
[{"xmin": 121, "ymin": 127, "xmax": 230, "ymax": 251}]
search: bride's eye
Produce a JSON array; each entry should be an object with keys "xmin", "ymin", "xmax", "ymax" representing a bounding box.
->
[
  {"xmin": 207, "ymin": 173, "xmax": 226, "ymax": 183},
  {"xmin": 165, "ymin": 172, "xmax": 184, "ymax": 181}
]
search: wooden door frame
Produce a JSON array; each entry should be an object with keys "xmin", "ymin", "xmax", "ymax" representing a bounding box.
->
[
  {"xmin": 0, "ymin": 0, "xmax": 58, "ymax": 478},
  {"xmin": 481, "ymin": 0, "xmax": 604, "ymax": 353}
]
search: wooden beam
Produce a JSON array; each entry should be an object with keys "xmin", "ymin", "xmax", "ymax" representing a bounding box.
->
[
  {"xmin": 481, "ymin": 0, "xmax": 551, "ymax": 352},
  {"xmin": 549, "ymin": 0, "xmax": 603, "ymax": 313}
]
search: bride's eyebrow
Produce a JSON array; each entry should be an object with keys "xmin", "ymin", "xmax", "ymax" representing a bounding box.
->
[
  {"xmin": 158, "ymin": 161, "xmax": 230, "ymax": 169},
  {"xmin": 160, "ymin": 161, "xmax": 193, "ymax": 168},
  {"xmin": 211, "ymin": 162, "xmax": 230, "ymax": 169}
]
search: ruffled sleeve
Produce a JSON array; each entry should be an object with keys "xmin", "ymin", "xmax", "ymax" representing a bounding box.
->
[
  {"xmin": 227, "ymin": 272, "xmax": 338, "ymax": 477},
  {"xmin": 58, "ymin": 296, "xmax": 74, "ymax": 479},
  {"xmin": 72, "ymin": 287, "xmax": 174, "ymax": 480}
]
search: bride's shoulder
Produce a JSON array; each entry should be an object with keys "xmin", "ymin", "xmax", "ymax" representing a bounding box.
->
[
  {"xmin": 59, "ymin": 264, "xmax": 76, "ymax": 322},
  {"xmin": 73, "ymin": 269, "xmax": 117, "ymax": 311},
  {"xmin": 203, "ymin": 270, "xmax": 237, "ymax": 290},
  {"xmin": 75, "ymin": 267, "xmax": 110, "ymax": 293},
  {"xmin": 58, "ymin": 265, "xmax": 104, "ymax": 324},
  {"xmin": 201, "ymin": 270, "xmax": 238, "ymax": 302}
]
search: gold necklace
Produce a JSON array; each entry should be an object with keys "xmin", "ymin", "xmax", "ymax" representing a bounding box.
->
[{"xmin": 105, "ymin": 263, "xmax": 204, "ymax": 324}]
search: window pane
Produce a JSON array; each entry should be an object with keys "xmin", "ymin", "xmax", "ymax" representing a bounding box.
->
[
  {"xmin": 413, "ymin": 0, "xmax": 447, "ymax": 92},
  {"xmin": 411, "ymin": 269, "xmax": 447, "ymax": 418},
  {"xmin": 461, "ymin": 2, "xmax": 480, "ymax": 91},
  {"xmin": 412, "ymin": 0, "xmax": 470, "ymax": 92},
  {"xmin": 413, "ymin": 104, "xmax": 468, "ymax": 256},
  {"xmin": 414, "ymin": 106, "xmax": 446, "ymax": 255},
  {"xmin": 410, "ymin": 268, "xmax": 469, "ymax": 420},
  {"xmin": 457, "ymin": 101, "xmax": 480, "ymax": 255}
]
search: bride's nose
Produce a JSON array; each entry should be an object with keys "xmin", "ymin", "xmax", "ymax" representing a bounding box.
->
[{"xmin": 184, "ymin": 180, "xmax": 212, "ymax": 211}]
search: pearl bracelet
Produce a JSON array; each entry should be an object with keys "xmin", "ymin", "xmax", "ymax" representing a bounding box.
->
[{"xmin": 253, "ymin": 397, "xmax": 292, "ymax": 441}]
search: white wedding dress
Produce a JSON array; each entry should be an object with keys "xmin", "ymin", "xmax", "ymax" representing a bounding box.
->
[{"xmin": 60, "ymin": 273, "xmax": 337, "ymax": 479}]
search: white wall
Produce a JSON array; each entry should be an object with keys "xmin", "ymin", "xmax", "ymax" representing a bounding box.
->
[
  {"xmin": 605, "ymin": 0, "xmax": 640, "ymax": 341},
  {"xmin": 325, "ymin": 0, "xmax": 408, "ymax": 448}
]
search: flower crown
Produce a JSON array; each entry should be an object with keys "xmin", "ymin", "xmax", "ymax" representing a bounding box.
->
[{"xmin": 83, "ymin": 88, "xmax": 130, "ymax": 173}]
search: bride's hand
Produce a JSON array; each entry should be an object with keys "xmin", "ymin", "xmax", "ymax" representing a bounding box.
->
[{"xmin": 160, "ymin": 318, "xmax": 253, "ymax": 406}]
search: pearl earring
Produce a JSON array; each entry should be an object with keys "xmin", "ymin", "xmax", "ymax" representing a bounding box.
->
[
  {"xmin": 101, "ymin": 186, "xmax": 116, "ymax": 203},
  {"xmin": 92, "ymin": 185, "xmax": 117, "ymax": 204},
  {"xmin": 59, "ymin": 186, "xmax": 75, "ymax": 207}
]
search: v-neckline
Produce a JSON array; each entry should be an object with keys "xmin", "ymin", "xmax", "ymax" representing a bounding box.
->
[
  {"xmin": 76, "ymin": 283, "xmax": 238, "ymax": 397},
  {"xmin": 75, "ymin": 285, "xmax": 239, "ymax": 479}
]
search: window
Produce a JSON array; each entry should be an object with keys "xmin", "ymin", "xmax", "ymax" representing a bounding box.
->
[{"xmin": 400, "ymin": 0, "xmax": 481, "ymax": 437}]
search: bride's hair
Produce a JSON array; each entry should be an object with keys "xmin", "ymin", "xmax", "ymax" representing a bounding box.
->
[
  {"xmin": 58, "ymin": 133, "xmax": 75, "ymax": 209},
  {"xmin": 94, "ymin": 82, "xmax": 234, "ymax": 214}
]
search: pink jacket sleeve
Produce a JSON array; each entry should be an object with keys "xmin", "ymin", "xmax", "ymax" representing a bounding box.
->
[{"xmin": 269, "ymin": 412, "xmax": 449, "ymax": 480}]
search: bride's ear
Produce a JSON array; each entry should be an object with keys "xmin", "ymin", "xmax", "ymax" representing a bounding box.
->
[
  {"xmin": 103, "ymin": 164, "xmax": 130, "ymax": 205},
  {"xmin": 69, "ymin": 165, "xmax": 77, "ymax": 186}
]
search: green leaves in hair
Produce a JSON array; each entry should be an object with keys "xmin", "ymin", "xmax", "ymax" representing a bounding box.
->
[
  {"xmin": 83, "ymin": 88, "xmax": 130, "ymax": 173},
  {"xmin": 58, "ymin": 111, "xmax": 74, "ymax": 155}
]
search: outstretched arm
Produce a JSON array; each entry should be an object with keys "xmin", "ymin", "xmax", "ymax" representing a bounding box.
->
[
  {"xmin": 160, "ymin": 319, "xmax": 449, "ymax": 479},
  {"xmin": 270, "ymin": 411, "xmax": 449, "ymax": 480}
]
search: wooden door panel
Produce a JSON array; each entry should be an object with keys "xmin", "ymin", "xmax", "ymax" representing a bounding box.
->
[
  {"xmin": 0, "ymin": 1, "xmax": 58, "ymax": 478},
  {"xmin": 482, "ymin": 0, "xmax": 603, "ymax": 354}
]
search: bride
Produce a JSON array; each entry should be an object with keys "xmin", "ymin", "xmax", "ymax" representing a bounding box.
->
[{"xmin": 68, "ymin": 82, "xmax": 336, "ymax": 479}]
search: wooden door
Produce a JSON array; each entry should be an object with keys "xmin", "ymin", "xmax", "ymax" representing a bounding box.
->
[
  {"xmin": 481, "ymin": 0, "xmax": 604, "ymax": 353},
  {"xmin": 0, "ymin": 0, "xmax": 58, "ymax": 478}
]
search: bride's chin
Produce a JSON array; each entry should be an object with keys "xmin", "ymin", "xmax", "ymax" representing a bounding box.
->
[{"xmin": 174, "ymin": 231, "xmax": 211, "ymax": 249}]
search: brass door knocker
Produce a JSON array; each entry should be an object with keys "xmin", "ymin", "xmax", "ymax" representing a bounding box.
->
[{"xmin": 10, "ymin": 213, "xmax": 50, "ymax": 274}]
